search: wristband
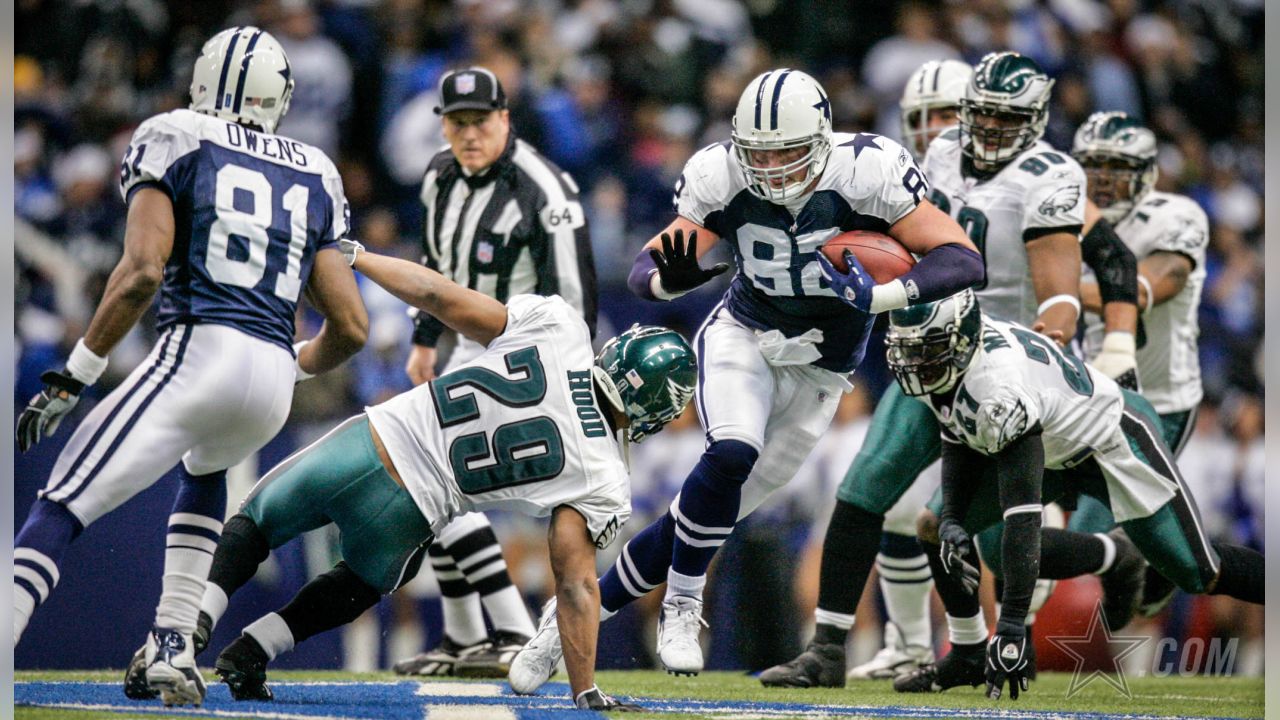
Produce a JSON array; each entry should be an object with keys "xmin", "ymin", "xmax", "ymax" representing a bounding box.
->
[
  {"xmin": 869, "ymin": 279, "xmax": 909, "ymax": 314},
  {"xmin": 1099, "ymin": 331, "xmax": 1136, "ymax": 356},
  {"xmin": 1137, "ymin": 275, "xmax": 1154, "ymax": 313},
  {"xmin": 65, "ymin": 339, "xmax": 109, "ymax": 386},
  {"xmin": 1036, "ymin": 294, "xmax": 1081, "ymax": 318},
  {"xmin": 293, "ymin": 340, "xmax": 315, "ymax": 382}
]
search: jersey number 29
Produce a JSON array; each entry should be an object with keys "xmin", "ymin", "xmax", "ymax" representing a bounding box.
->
[
  {"xmin": 207, "ymin": 163, "xmax": 311, "ymax": 301},
  {"xmin": 430, "ymin": 347, "xmax": 566, "ymax": 494}
]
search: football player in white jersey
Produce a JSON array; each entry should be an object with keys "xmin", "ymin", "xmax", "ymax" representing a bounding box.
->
[
  {"xmin": 1068, "ymin": 111, "xmax": 1210, "ymax": 610},
  {"xmin": 191, "ymin": 241, "xmax": 694, "ymax": 711},
  {"xmin": 899, "ymin": 59, "xmax": 972, "ymax": 160},
  {"xmin": 884, "ymin": 290, "xmax": 1262, "ymax": 700},
  {"xmin": 763, "ymin": 52, "xmax": 1142, "ymax": 690},
  {"xmin": 506, "ymin": 67, "xmax": 983, "ymax": 689},
  {"xmin": 13, "ymin": 27, "xmax": 368, "ymax": 706}
]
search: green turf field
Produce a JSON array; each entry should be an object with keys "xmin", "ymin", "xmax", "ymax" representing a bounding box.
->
[{"xmin": 15, "ymin": 669, "xmax": 1265, "ymax": 719}]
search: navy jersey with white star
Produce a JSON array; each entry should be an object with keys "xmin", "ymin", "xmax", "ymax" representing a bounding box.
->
[
  {"xmin": 119, "ymin": 109, "xmax": 349, "ymax": 352},
  {"xmin": 674, "ymin": 133, "xmax": 926, "ymax": 372}
]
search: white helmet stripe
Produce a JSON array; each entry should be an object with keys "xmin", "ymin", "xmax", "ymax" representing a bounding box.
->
[
  {"xmin": 768, "ymin": 69, "xmax": 793, "ymax": 130},
  {"xmin": 231, "ymin": 28, "xmax": 265, "ymax": 114},
  {"xmin": 213, "ymin": 27, "xmax": 244, "ymax": 111},
  {"xmin": 753, "ymin": 70, "xmax": 773, "ymax": 130}
]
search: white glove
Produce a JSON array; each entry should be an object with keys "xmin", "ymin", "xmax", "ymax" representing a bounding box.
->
[
  {"xmin": 338, "ymin": 238, "xmax": 365, "ymax": 267},
  {"xmin": 1092, "ymin": 332, "xmax": 1139, "ymax": 391}
]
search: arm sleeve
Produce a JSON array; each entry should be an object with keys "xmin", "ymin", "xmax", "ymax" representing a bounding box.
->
[
  {"xmin": 939, "ymin": 440, "xmax": 991, "ymax": 527},
  {"xmin": 1080, "ymin": 218, "xmax": 1138, "ymax": 306},
  {"xmin": 533, "ymin": 181, "xmax": 598, "ymax": 339},
  {"xmin": 894, "ymin": 243, "xmax": 984, "ymax": 303},
  {"xmin": 118, "ymin": 114, "xmax": 198, "ymax": 204},
  {"xmin": 993, "ymin": 430, "xmax": 1046, "ymax": 631}
]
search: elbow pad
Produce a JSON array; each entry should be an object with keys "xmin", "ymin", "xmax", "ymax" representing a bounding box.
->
[{"xmin": 1081, "ymin": 219, "xmax": 1138, "ymax": 306}]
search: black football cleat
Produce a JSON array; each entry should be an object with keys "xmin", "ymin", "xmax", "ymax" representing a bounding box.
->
[
  {"xmin": 759, "ymin": 641, "xmax": 846, "ymax": 688},
  {"xmin": 215, "ymin": 634, "xmax": 274, "ymax": 701},
  {"xmin": 893, "ymin": 642, "xmax": 984, "ymax": 693},
  {"xmin": 1099, "ymin": 528, "xmax": 1145, "ymax": 631},
  {"xmin": 454, "ymin": 630, "xmax": 532, "ymax": 678}
]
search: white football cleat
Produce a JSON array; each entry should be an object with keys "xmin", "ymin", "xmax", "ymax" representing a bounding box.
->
[
  {"xmin": 144, "ymin": 626, "xmax": 207, "ymax": 706},
  {"xmin": 508, "ymin": 598, "xmax": 562, "ymax": 695},
  {"xmin": 657, "ymin": 595, "xmax": 707, "ymax": 676},
  {"xmin": 847, "ymin": 622, "xmax": 934, "ymax": 680}
]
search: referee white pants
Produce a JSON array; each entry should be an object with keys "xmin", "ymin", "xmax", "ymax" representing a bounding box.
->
[
  {"xmin": 40, "ymin": 323, "xmax": 296, "ymax": 526},
  {"xmin": 692, "ymin": 305, "xmax": 851, "ymax": 521}
]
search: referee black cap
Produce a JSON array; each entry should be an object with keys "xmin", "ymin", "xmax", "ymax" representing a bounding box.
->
[{"xmin": 434, "ymin": 67, "xmax": 507, "ymax": 115}]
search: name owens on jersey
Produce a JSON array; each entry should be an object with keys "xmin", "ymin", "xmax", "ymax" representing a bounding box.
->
[
  {"xmin": 675, "ymin": 133, "xmax": 926, "ymax": 373},
  {"xmin": 1082, "ymin": 191, "xmax": 1208, "ymax": 414},
  {"xmin": 922, "ymin": 129, "xmax": 1086, "ymax": 326},
  {"xmin": 365, "ymin": 295, "xmax": 630, "ymax": 550},
  {"xmin": 119, "ymin": 108, "xmax": 350, "ymax": 352},
  {"xmin": 928, "ymin": 316, "xmax": 1123, "ymax": 467}
]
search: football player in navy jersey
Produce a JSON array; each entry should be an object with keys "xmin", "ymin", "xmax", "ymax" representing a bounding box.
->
[
  {"xmin": 508, "ymin": 68, "xmax": 984, "ymax": 687},
  {"xmin": 13, "ymin": 27, "xmax": 367, "ymax": 706}
]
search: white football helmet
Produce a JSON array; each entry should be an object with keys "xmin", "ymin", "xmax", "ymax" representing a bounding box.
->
[
  {"xmin": 900, "ymin": 59, "xmax": 972, "ymax": 159},
  {"xmin": 1071, "ymin": 111, "xmax": 1159, "ymax": 223},
  {"xmin": 190, "ymin": 27, "xmax": 294, "ymax": 134},
  {"xmin": 731, "ymin": 69, "xmax": 833, "ymax": 204},
  {"xmin": 959, "ymin": 52, "xmax": 1054, "ymax": 172}
]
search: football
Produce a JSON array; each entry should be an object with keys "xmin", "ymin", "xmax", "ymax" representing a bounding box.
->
[{"xmin": 820, "ymin": 230, "xmax": 916, "ymax": 284}]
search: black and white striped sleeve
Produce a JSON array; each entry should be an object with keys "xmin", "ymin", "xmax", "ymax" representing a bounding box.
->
[
  {"xmin": 513, "ymin": 144, "xmax": 598, "ymax": 338},
  {"xmin": 412, "ymin": 160, "xmax": 447, "ymax": 347}
]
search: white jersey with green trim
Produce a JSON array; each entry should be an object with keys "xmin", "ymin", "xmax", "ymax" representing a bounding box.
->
[
  {"xmin": 922, "ymin": 131, "xmax": 1087, "ymax": 325},
  {"xmin": 1081, "ymin": 191, "xmax": 1208, "ymax": 414},
  {"xmin": 927, "ymin": 316, "xmax": 1123, "ymax": 468},
  {"xmin": 366, "ymin": 295, "xmax": 629, "ymax": 549}
]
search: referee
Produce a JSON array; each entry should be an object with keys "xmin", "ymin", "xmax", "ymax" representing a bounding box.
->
[{"xmin": 394, "ymin": 67, "xmax": 598, "ymax": 679}]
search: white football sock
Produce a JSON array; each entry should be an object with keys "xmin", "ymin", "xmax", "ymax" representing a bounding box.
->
[
  {"xmin": 202, "ymin": 582, "xmax": 230, "ymax": 627},
  {"xmin": 481, "ymin": 585, "xmax": 535, "ymax": 637},
  {"xmin": 947, "ymin": 610, "xmax": 988, "ymax": 646},
  {"xmin": 665, "ymin": 569, "xmax": 706, "ymax": 601},
  {"xmin": 440, "ymin": 593, "xmax": 487, "ymax": 645},
  {"xmin": 244, "ymin": 612, "xmax": 294, "ymax": 661},
  {"xmin": 155, "ymin": 513, "xmax": 222, "ymax": 634},
  {"xmin": 877, "ymin": 553, "xmax": 935, "ymax": 649}
]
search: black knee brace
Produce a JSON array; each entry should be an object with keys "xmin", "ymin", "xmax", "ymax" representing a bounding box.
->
[{"xmin": 207, "ymin": 513, "xmax": 270, "ymax": 597}]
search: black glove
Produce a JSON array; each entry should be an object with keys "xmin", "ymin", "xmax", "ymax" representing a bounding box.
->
[
  {"xmin": 986, "ymin": 623, "xmax": 1031, "ymax": 700},
  {"xmin": 16, "ymin": 370, "xmax": 86, "ymax": 453},
  {"xmin": 649, "ymin": 229, "xmax": 730, "ymax": 296},
  {"xmin": 938, "ymin": 519, "xmax": 980, "ymax": 596},
  {"xmin": 574, "ymin": 685, "xmax": 643, "ymax": 712},
  {"xmin": 1112, "ymin": 368, "xmax": 1140, "ymax": 392}
]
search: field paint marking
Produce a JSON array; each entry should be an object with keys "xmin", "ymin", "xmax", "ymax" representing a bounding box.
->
[
  {"xmin": 20, "ymin": 702, "xmax": 349, "ymax": 720},
  {"xmin": 426, "ymin": 705, "xmax": 517, "ymax": 720},
  {"xmin": 415, "ymin": 683, "xmax": 503, "ymax": 697}
]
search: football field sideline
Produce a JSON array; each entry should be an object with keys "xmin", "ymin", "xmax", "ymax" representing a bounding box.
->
[{"xmin": 15, "ymin": 671, "xmax": 1264, "ymax": 720}]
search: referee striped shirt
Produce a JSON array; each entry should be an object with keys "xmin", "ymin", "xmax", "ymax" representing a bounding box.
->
[{"xmin": 412, "ymin": 132, "xmax": 597, "ymax": 345}]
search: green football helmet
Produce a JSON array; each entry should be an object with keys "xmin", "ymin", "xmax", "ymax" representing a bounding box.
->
[
  {"xmin": 592, "ymin": 325, "xmax": 697, "ymax": 443},
  {"xmin": 959, "ymin": 52, "xmax": 1054, "ymax": 172},
  {"xmin": 1071, "ymin": 111, "xmax": 1159, "ymax": 223},
  {"xmin": 886, "ymin": 289, "xmax": 982, "ymax": 397}
]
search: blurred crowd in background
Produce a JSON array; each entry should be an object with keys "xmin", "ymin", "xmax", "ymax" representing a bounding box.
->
[{"xmin": 14, "ymin": 0, "xmax": 1264, "ymax": 675}]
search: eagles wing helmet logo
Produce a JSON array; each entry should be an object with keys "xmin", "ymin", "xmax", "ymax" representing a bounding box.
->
[
  {"xmin": 666, "ymin": 377, "xmax": 695, "ymax": 411},
  {"xmin": 1039, "ymin": 185, "xmax": 1081, "ymax": 217}
]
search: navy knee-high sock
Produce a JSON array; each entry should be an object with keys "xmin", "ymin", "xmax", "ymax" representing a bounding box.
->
[
  {"xmin": 599, "ymin": 511, "xmax": 675, "ymax": 613},
  {"xmin": 668, "ymin": 439, "xmax": 758, "ymax": 598},
  {"xmin": 155, "ymin": 468, "xmax": 227, "ymax": 634},
  {"xmin": 14, "ymin": 499, "xmax": 84, "ymax": 643}
]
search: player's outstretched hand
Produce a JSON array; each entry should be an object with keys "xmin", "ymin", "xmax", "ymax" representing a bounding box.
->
[
  {"xmin": 649, "ymin": 229, "xmax": 729, "ymax": 295},
  {"xmin": 985, "ymin": 624, "xmax": 1031, "ymax": 700},
  {"xmin": 338, "ymin": 238, "xmax": 365, "ymax": 267},
  {"xmin": 16, "ymin": 370, "xmax": 85, "ymax": 452},
  {"xmin": 816, "ymin": 249, "xmax": 876, "ymax": 312},
  {"xmin": 574, "ymin": 685, "xmax": 644, "ymax": 712},
  {"xmin": 938, "ymin": 519, "xmax": 980, "ymax": 596}
]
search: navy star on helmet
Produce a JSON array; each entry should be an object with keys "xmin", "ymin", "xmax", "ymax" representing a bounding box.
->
[
  {"xmin": 592, "ymin": 325, "xmax": 697, "ymax": 443},
  {"xmin": 730, "ymin": 69, "xmax": 834, "ymax": 204},
  {"xmin": 190, "ymin": 27, "xmax": 294, "ymax": 134},
  {"xmin": 885, "ymin": 289, "xmax": 982, "ymax": 397},
  {"xmin": 959, "ymin": 52, "xmax": 1054, "ymax": 172},
  {"xmin": 1071, "ymin": 111, "xmax": 1159, "ymax": 223}
]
